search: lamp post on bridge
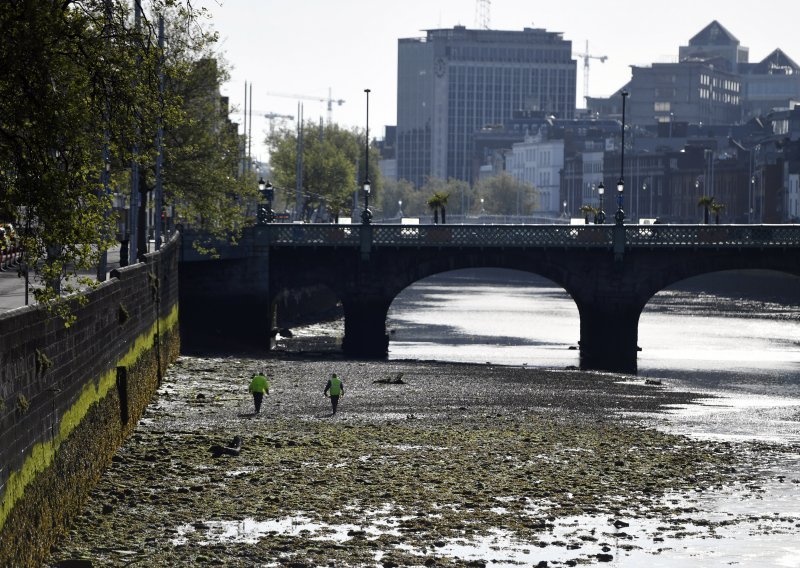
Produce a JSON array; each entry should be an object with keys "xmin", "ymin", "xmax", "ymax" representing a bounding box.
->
[
  {"xmin": 257, "ymin": 177, "xmax": 274, "ymax": 224},
  {"xmin": 361, "ymin": 88, "xmax": 372, "ymax": 225},
  {"xmin": 615, "ymin": 90, "xmax": 629, "ymax": 226},
  {"xmin": 596, "ymin": 183, "xmax": 606, "ymax": 224}
]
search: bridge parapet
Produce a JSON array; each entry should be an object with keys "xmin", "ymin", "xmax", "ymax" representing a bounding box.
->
[
  {"xmin": 260, "ymin": 223, "xmax": 800, "ymax": 249},
  {"xmin": 626, "ymin": 224, "xmax": 800, "ymax": 247}
]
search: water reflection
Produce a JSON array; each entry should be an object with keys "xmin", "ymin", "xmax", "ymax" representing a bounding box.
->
[{"xmin": 387, "ymin": 268, "xmax": 800, "ymax": 393}]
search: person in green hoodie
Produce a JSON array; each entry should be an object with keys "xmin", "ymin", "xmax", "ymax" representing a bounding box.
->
[
  {"xmin": 249, "ymin": 371, "xmax": 269, "ymax": 414},
  {"xmin": 323, "ymin": 372, "xmax": 344, "ymax": 415}
]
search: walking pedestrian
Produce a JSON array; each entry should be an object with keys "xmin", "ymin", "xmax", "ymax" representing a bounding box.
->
[
  {"xmin": 323, "ymin": 372, "xmax": 344, "ymax": 415},
  {"xmin": 249, "ymin": 371, "xmax": 269, "ymax": 414}
]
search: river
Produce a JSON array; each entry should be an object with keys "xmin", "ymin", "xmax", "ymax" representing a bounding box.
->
[{"xmin": 384, "ymin": 268, "xmax": 800, "ymax": 439}]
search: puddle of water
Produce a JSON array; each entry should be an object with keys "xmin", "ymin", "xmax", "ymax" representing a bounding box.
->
[
  {"xmin": 625, "ymin": 389, "xmax": 800, "ymax": 445},
  {"xmin": 171, "ymin": 487, "xmax": 800, "ymax": 567},
  {"xmin": 171, "ymin": 515, "xmax": 382, "ymax": 546}
]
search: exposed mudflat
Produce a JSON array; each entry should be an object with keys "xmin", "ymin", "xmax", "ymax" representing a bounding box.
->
[{"xmin": 46, "ymin": 355, "xmax": 798, "ymax": 567}]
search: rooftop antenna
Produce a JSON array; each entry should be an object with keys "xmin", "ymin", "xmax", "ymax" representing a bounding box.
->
[{"xmin": 475, "ymin": 0, "xmax": 490, "ymax": 29}]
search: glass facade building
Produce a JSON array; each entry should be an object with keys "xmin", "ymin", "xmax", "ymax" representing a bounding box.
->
[{"xmin": 397, "ymin": 26, "xmax": 577, "ymax": 187}]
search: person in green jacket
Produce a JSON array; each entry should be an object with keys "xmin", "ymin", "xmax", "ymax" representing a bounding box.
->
[
  {"xmin": 323, "ymin": 372, "xmax": 344, "ymax": 415},
  {"xmin": 249, "ymin": 371, "xmax": 269, "ymax": 414}
]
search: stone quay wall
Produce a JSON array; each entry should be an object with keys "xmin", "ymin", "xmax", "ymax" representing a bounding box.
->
[{"xmin": 0, "ymin": 234, "xmax": 181, "ymax": 567}]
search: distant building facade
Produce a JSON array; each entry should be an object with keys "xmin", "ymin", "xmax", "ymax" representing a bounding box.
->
[
  {"xmin": 508, "ymin": 133, "xmax": 565, "ymax": 213},
  {"xmin": 397, "ymin": 26, "xmax": 577, "ymax": 187},
  {"xmin": 627, "ymin": 61, "xmax": 743, "ymax": 128},
  {"xmin": 739, "ymin": 49, "xmax": 800, "ymax": 119},
  {"xmin": 593, "ymin": 21, "xmax": 800, "ymax": 130}
]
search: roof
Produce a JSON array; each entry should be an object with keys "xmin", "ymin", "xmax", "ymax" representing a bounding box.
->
[
  {"xmin": 688, "ymin": 20, "xmax": 740, "ymax": 47},
  {"xmin": 752, "ymin": 48, "xmax": 800, "ymax": 74}
]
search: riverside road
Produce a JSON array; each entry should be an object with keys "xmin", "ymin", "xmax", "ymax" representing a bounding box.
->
[{"xmin": 0, "ymin": 246, "xmax": 122, "ymax": 313}]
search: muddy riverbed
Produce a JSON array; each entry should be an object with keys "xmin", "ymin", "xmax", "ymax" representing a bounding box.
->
[{"xmin": 47, "ymin": 355, "xmax": 799, "ymax": 567}]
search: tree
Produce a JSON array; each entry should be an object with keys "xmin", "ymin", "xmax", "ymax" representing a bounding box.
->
[
  {"xmin": 579, "ymin": 204, "xmax": 598, "ymax": 224},
  {"xmin": 158, "ymin": 56, "xmax": 256, "ymax": 251},
  {"xmin": 474, "ymin": 173, "xmax": 538, "ymax": 216},
  {"xmin": 426, "ymin": 191, "xmax": 450, "ymax": 224},
  {"xmin": 709, "ymin": 202, "xmax": 726, "ymax": 224},
  {"xmin": 419, "ymin": 177, "xmax": 469, "ymax": 219},
  {"xmin": 379, "ymin": 178, "xmax": 423, "ymax": 218},
  {"xmin": 698, "ymin": 195, "xmax": 715, "ymax": 224},
  {"xmin": 267, "ymin": 121, "xmax": 380, "ymax": 221},
  {"xmin": 0, "ymin": 1, "xmax": 243, "ymax": 319},
  {"xmin": 427, "ymin": 193, "xmax": 441, "ymax": 224},
  {"xmin": 438, "ymin": 192, "xmax": 450, "ymax": 224}
]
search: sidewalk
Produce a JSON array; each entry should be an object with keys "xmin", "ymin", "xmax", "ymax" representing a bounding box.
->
[{"xmin": 0, "ymin": 246, "xmax": 124, "ymax": 313}]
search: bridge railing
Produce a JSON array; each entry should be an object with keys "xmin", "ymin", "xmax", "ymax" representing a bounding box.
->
[
  {"xmin": 625, "ymin": 224, "xmax": 800, "ymax": 247},
  {"xmin": 372, "ymin": 224, "xmax": 615, "ymax": 247},
  {"xmin": 262, "ymin": 223, "xmax": 800, "ymax": 248}
]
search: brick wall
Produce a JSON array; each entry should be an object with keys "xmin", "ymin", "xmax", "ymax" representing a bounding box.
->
[{"xmin": 0, "ymin": 235, "xmax": 181, "ymax": 567}]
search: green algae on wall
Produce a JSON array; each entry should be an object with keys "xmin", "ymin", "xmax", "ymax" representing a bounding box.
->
[
  {"xmin": 0, "ymin": 234, "xmax": 181, "ymax": 568},
  {"xmin": 0, "ymin": 304, "xmax": 178, "ymax": 535}
]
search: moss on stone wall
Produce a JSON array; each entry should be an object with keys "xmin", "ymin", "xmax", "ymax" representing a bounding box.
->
[{"xmin": 0, "ymin": 305, "xmax": 180, "ymax": 568}]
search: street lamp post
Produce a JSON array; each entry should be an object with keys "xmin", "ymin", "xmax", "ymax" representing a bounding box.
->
[
  {"xmin": 596, "ymin": 182, "xmax": 606, "ymax": 224},
  {"xmin": 615, "ymin": 179, "xmax": 625, "ymax": 225},
  {"xmin": 397, "ymin": 199, "xmax": 403, "ymax": 219},
  {"xmin": 257, "ymin": 177, "xmax": 274, "ymax": 224},
  {"xmin": 266, "ymin": 180, "xmax": 274, "ymax": 222},
  {"xmin": 361, "ymin": 88, "xmax": 372, "ymax": 225},
  {"xmin": 563, "ymin": 200, "xmax": 568, "ymax": 218},
  {"xmin": 615, "ymin": 90, "xmax": 629, "ymax": 226}
]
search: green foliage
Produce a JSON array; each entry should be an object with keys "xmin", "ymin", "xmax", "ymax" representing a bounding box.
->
[
  {"xmin": 118, "ymin": 303, "xmax": 130, "ymax": 325},
  {"xmin": 35, "ymin": 348, "xmax": 53, "ymax": 375},
  {"xmin": 420, "ymin": 178, "xmax": 470, "ymax": 218},
  {"xmin": 159, "ymin": 55, "xmax": 257, "ymax": 248},
  {"xmin": 379, "ymin": 179, "xmax": 426, "ymax": 218},
  {"xmin": 709, "ymin": 201, "xmax": 726, "ymax": 224},
  {"xmin": 474, "ymin": 173, "xmax": 539, "ymax": 216},
  {"xmin": 426, "ymin": 191, "xmax": 450, "ymax": 224},
  {"xmin": 17, "ymin": 394, "xmax": 30, "ymax": 414},
  {"xmin": 579, "ymin": 204, "xmax": 598, "ymax": 222},
  {"xmin": 267, "ymin": 122, "xmax": 380, "ymax": 221},
  {"xmin": 698, "ymin": 195, "xmax": 715, "ymax": 224},
  {"xmin": 0, "ymin": 1, "xmax": 246, "ymax": 317}
]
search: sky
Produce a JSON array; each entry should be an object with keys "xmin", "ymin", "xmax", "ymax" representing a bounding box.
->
[{"xmin": 195, "ymin": 0, "xmax": 800, "ymax": 162}]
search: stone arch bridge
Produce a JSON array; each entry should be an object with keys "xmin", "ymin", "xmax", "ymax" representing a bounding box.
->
[{"xmin": 179, "ymin": 224, "xmax": 800, "ymax": 373}]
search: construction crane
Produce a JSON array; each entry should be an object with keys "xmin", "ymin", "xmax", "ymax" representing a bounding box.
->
[
  {"xmin": 265, "ymin": 88, "xmax": 344, "ymax": 123},
  {"xmin": 264, "ymin": 111, "xmax": 294, "ymax": 134},
  {"xmin": 574, "ymin": 40, "xmax": 608, "ymax": 105},
  {"xmin": 264, "ymin": 112, "xmax": 294, "ymax": 120}
]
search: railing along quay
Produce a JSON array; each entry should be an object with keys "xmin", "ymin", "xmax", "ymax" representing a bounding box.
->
[{"xmin": 263, "ymin": 224, "xmax": 800, "ymax": 249}]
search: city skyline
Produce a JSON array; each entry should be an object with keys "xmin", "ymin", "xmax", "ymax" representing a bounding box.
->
[{"xmin": 199, "ymin": 0, "xmax": 800, "ymax": 161}]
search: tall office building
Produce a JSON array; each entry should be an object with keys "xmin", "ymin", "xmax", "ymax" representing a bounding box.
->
[{"xmin": 397, "ymin": 26, "xmax": 577, "ymax": 187}]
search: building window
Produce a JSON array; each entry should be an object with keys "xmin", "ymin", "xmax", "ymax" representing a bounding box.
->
[{"xmin": 654, "ymin": 102, "xmax": 671, "ymax": 112}]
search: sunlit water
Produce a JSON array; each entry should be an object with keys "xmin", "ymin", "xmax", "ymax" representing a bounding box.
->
[{"xmin": 386, "ymin": 268, "xmax": 800, "ymax": 442}]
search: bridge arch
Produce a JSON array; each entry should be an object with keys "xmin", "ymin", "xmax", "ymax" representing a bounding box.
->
[
  {"xmin": 386, "ymin": 268, "xmax": 580, "ymax": 363},
  {"xmin": 639, "ymin": 268, "xmax": 800, "ymax": 372},
  {"xmin": 340, "ymin": 248, "xmax": 582, "ymax": 359}
]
